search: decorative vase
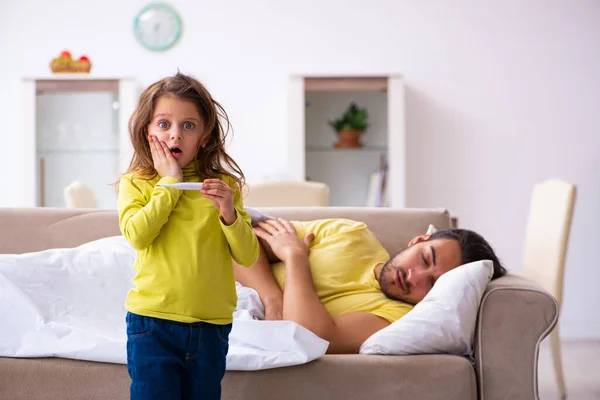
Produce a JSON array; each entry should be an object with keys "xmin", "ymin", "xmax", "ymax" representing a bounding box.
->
[{"xmin": 334, "ymin": 129, "xmax": 363, "ymax": 148}]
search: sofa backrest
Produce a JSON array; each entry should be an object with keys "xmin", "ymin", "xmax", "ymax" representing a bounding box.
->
[
  {"xmin": 259, "ymin": 207, "xmax": 451, "ymax": 257},
  {"xmin": 0, "ymin": 207, "xmax": 451, "ymax": 256},
  {"xmin": 0, "ymin": 208, "xmax": 121, "ymax": 254}
]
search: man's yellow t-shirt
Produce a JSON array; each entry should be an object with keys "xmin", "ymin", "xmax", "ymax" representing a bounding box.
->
[{"xmin": 271, "ymin": 218, "xmax": 413, "ymax": 323}]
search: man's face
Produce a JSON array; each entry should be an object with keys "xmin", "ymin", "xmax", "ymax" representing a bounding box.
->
[{"xmin": 378, "ymin": 237, "xmax": 462, "ymax": 305}]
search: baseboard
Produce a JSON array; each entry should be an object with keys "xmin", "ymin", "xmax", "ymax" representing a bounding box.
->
[{"xmin": 558, "ymin": 319, "xmax": 600, "ymax": 341}]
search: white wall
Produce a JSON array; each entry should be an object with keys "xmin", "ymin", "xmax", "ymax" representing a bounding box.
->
[{"xmin": 1, "ymin": 0, "xmax": 599, "ymax": 339}]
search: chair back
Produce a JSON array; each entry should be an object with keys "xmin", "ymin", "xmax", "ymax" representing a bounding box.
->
[
  {"xmin": 521, "ymin": 179, "xmax": 576, "ymax": 306},
  {"xmin": 64, "ymin": 180, "xmax": 98, "ymax": 208},
  {"xmin": 244, "ymin": 180, "xmax": 329, "ymax": 207}
]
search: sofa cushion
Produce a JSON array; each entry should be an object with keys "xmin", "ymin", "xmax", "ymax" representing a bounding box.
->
[{"xmin": 0, "ymin": 354, "xmax": 477, "ymax": 400}]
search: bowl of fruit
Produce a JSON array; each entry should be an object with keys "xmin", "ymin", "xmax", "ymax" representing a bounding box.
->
[{"xmin": 49, "ymin": 50, "xmax": 92, "ymax": 74}]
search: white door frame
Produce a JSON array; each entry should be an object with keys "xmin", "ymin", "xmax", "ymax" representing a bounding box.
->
[{"xmin": 286, "ymin": 74, "xmax": 406, "ymax": 208}]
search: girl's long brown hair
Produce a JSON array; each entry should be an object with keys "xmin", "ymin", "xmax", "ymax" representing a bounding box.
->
[{"xmin": 124, "ymin": 72, "xmax": 245, "ymax": 190}]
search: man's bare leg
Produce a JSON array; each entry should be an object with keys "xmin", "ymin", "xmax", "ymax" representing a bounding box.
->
[{"xmin": 233, "ymin": 238, "xmax": 283, "ymax": 320}]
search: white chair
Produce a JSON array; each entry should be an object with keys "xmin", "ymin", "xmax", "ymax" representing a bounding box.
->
[
  {"xmin": 243, "ymin": 180, "xmax": 329, "ymax": 207},
  {"xmin": 521, "ymin": 179, "xmax": 576, "ymax": 400},
  {"xmin": 63, "ymin": 180, "xmax": 98, "ymax": 208}
]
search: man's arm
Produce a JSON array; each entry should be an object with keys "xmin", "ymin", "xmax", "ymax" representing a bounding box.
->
[
  {"xmin": 329, "ymin": 313, "xmax": 391, "ymax": 354},
  {"xmin": 282, "ymin": 252, "xmax": 389, "ymax": 353},
  {"xmin": 254, "ymin": 218, "xmax": 391, "ymax": 353},
  {"xmin": 232, "ymin": 239, "xmax": 284, "ymax": 320},
  {"xmin": 280, "ymin": 252, "xmax": 334, "ymax": 339}
]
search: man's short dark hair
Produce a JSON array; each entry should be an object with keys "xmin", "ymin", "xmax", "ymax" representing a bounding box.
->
[{"xmin": 428, "ymin": 229, "xmax": 507, "ymax": 280}]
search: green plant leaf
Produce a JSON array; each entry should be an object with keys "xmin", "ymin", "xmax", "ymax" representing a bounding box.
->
[{"xmin": 329, "ymin": 102, "xmax": 369, "ymax": 131}]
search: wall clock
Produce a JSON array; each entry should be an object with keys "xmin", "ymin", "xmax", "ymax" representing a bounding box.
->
[{"xmin": 133, "ymin": 3, "xmax": 182, "ymax": 51}]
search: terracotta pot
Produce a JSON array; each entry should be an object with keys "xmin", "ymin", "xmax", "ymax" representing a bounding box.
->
[{"xmin": 334, "ymin": 129, "xmax": 363, "ymax": 148}]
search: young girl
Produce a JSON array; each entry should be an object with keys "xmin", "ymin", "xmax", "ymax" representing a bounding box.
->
[{"xmin": 117, "ymin": 72, "xmax": 259, "ymax": 400}]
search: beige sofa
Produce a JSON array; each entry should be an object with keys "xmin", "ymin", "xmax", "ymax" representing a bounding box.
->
[{"xmin": 0, "ymin": 207, "xmax": 558, "ymax": 400}]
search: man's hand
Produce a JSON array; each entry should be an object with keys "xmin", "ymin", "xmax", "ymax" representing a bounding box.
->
[
  {"xmin": 264, "ymin": 298, "xmax": 283, "ymax": 321},
  {"xmin": 149, "ymin": 135, "xmax": 183, "ymax": 181},
  {"xmin": 253, "ymin": 219, "xmax": 314, "ymax": 263}
]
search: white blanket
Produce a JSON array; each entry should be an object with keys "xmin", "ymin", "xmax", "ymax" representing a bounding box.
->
[{"xmin": 0, "ymin": 236, "xmax": 328, "ymax": 370}]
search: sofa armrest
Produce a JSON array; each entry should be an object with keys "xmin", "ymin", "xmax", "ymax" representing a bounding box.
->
[{"xmin": 474, "ymin": 274, "xmax": 558, "ymax": 400}]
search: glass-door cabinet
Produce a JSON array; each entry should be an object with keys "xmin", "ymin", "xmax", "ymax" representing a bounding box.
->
[{"xmin": 20, "ymin": 77, "xmax": 139, "ymax": 208}]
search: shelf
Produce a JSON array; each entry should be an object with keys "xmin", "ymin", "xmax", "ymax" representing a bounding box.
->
[
  {"xmin": 37, "ymin": 149, "xmax": 119, "ymax": 154},
  {"xmin": 306, "ymin": 145, "xmax": 387, "ymax": 152},
  {"xmin": 304, "ymin": 77, "xmax": 389, "ymax": 92},
  {"xmin": 35, "ymin": 80, "xmax": 119, "ymax": 93},
  {"xmin": 24, "ymin": 75, "xmax": 138, "ymax": 81},
  {"xmin": 24, "ymin": 76, "xmax": 138, "ymax": 94}
]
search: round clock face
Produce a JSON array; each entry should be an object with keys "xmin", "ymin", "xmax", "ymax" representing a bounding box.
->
[{"xmin": 134, "ymin": 3, "xmax": 182, "ymax": 51}]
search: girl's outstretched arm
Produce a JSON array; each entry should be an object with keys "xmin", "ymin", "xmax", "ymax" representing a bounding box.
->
[{"xmin": 216, "ymin": 179, "xmax": 260, "ymax": 267}]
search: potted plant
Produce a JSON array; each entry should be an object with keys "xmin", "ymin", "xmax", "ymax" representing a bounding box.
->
[{"xmin": 328, "ymin": 102, "xmax": 369, "ymax": 148}]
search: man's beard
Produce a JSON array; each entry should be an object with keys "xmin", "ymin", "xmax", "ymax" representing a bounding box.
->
[{"xmin": 378, "ymin": 260, "xmax": 404, "ymax": 301}]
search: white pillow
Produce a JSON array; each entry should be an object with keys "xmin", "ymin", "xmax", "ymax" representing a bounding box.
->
[
  {"xmin": 359, "ymin": 259, "xmax": 493, "ymax": 356},
  {"xmin": 245, "ymin": 207, "xmax": 275, "ymax": 227},
  {"xmin": 426, "ymin": 224, "xmax": 438, "ymax": 234}
]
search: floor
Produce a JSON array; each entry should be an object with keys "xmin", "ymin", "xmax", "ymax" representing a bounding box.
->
[{"xmin": 537, "ymin": 340, "xmax": 600, "ymax": 399}]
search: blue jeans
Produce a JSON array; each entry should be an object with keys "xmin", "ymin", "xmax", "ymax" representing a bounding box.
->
[{"xmin": 126, "ymin": 312, "xmax": 232, "ymax": 400}]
